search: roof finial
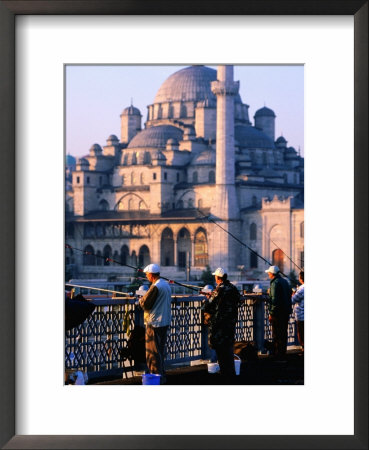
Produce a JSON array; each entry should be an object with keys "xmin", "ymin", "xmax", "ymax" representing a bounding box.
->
[{"xmin": 130, "ymin": 97, "xmax": 133, "ymax": 106}]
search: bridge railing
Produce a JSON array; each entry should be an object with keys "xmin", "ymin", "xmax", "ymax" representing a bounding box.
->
[{"xmin": 65, "ymin": 295, "xmax": 297, "ymax": 380}]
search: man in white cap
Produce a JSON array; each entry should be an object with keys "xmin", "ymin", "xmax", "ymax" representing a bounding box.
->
[
  {"xmin": 139, "ymin": 263, "xmax": 172, "ymax": 383},
  {"xmin": 265, "ymin": 265, "xmax": 292, "ymax": 360},
  {"xmin": 203, "ymin": 268, "xmax": 240, "ymax": 380}
]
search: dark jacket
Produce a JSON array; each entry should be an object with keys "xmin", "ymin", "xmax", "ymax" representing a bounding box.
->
[
  {"xmin": 204, "ymin": 280, "xmax": 240, "ymax": 348},
  {"xmin": 268, "ymin": 274, "xmax": 292, "ymax": 316}
]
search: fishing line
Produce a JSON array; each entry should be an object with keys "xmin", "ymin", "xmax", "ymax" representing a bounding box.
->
[
  {"xmin": 260, "ymin": 228, "xmax": 302, "ymax": 272},
  {"xmin": 65, "ymin": 244, "xmax": 200, "ymax": 292}
]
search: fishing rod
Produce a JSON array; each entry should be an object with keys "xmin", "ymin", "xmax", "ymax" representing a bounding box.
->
[
  {"xmin": 196, "ymin": 209, "xmax": 296, "ymax": 283},
  {"xmin": 66, "ymin": 283, "xmax": 133, "ymax": 298},
  {"xmin": 260, "ymin": 228, "xmax": 303, "ymax": 272},
  {"xmin": 65, "ymin": 244, "xmax": 201, "ymax": 293}
]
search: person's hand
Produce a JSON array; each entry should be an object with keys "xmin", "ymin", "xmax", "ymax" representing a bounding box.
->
[{"xmin": 204, "ymin": 312, "xmax": 211, "ymax": 325}]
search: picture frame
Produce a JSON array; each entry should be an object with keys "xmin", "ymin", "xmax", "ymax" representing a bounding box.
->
[{"xmin": 0, "ymin": 1, "xmax": 367, "ymax": 448}]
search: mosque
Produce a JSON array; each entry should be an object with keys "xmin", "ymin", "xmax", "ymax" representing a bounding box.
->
[{"xmin": 65, "ymin": 65, "xmax": 304, "ymax": 282}]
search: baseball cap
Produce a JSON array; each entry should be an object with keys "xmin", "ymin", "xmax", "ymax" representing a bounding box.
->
[
  {"xmin": 265, "ymin": 265, "xmax": 280, "ymax": 275},
  {"xmin": 143, "ymin": 263, "xmax": 160, "ymax": 273},
  {"xmin": 212, "ymin": 267, "xmax": 226, "ymax": 277}
]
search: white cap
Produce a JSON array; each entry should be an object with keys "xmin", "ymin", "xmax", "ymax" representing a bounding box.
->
[
  {"xmin": 135, "ymin": 285, "xmax": 150, "ymax": 296},
  {"xmin": 143, "ymin": 263, "xmax": 160, "ymax": 274},
  {"xmin": 202, "ymin": 284, "xmax": 214, "ymax": 293},
  {"xmin": 212, "ymin": 267, "xmax": 226, "ymax": 277},
  {"xmin": 265, "ymin": 265, "xmax": 280, "ymax": 275}
]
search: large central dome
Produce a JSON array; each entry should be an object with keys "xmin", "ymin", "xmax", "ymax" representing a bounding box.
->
[{"xmin": 154, "ymin": 65, "xmax": 242, "ymax": 104}]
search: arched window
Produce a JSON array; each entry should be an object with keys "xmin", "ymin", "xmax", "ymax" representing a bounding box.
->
[
  {"xmin": 103, "ymin": 245, "xmax": 112, "ymax": 266},
  {"xmin": 209, "ymin": 171, "xmax": 215, "ymax": 183},
  {"xmin": 181, "ymin": 104, "xmax": 187, "ymax": 117},
  {"xmin": 131, "ymin": 172, "xmax": 136, "ymax": 185},
  {"xmin": 192, "ymin": 171, "xmax": 198, "ymax": 183},
  {"xmin": 96, "ymin": 250, "xmax": 102, "ymax": 266},
  {"xmin": 83, "ymin": 245, "xmax": 95, "ymax": 266},
  {"xmin": 99, "ymin": 199, "xmax": 109, "ymax": 211},
  {"xmin": 272, "ymin": 249, "xmax": 284, "ymax": 272},
  {"xmin": 250, "ymin": 223, "xmax": 257, "ymax": 240},
  {"xmin": 188, "ymin": 198, "xmax": 194, "ymax": 209},
  {"xmin": 65, "ymin": 246, "xmax": 74, "ymax": 266},
  {"xmin": 250, "ymin": 251, "xmax": 258, "ymax": 268},
  {"xmin": 157, "ymin": 105, "xmax": 162, "ymax": 119},
  {"xmin": 139, "ymin": 200, "xmax": 145, "ymax": 210},
  {"xmin": 177, "ymin": 228, "xmax": 191, "ymax": 268},
  {"xmin": 143, "ymin": 152, "xmax": 151, "ymax": 164},
  {"xmin": 117, "ymin": 200, "xmax": 124, "ymax": 211},
  {"xmin": 177, "ymin": 199, "xmax": 184, "ymax": 209},
  {"xmin": 161, "ymin": 228, "xmax": 174, "ymax": 266},
  {"xmin": 131, "ymin": 153, "xmax": 137, "ymax": 165},
  {"xmin": 123, "ymin": 154, "xmax": 128, "ymax": 165},
  {"xmin": 128, "ymin": 199, "xmax": 133, "ymax": 210},
  {"xmin": 120, "ymin": 245, "xmax": 129, "ymax": 265},
  {"xmin": 96, "ymin": 223, "xmax": 104, "ymax": 237},
  {"xmin": 84, "ymin": 223, "xmax": 94, "ymax": 238},
  {"xmin": 300, "ymin": 221, "xmax": 304, "ymax": 238},
  {"xmin": 138, "ymin": 245, "xmax": 150, "ymax": 268},
  {"xmin": 194, "ymin": 228, "xmax": 208, "ymax": 266},
  {"xmin": 140, "ymin": 173, "xmax": 145, "ymax": 185},
  {"xmin": 168, "ymin": 104, "xmax": 174, "ymax": 118}
]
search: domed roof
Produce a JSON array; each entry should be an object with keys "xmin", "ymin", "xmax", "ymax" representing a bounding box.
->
[
  {"xmin": 191, "ymin": 149, "xmax": 216, "ymax": 165},
  {"xmin": 153, "ymin": 65, "xmax": 242, "ymax": 104},
  {"xmin": 235, "ymin": 125, "xmax": 275, "ymax": 149},
  {"xmin": 107, "ymin": 134, "xmax": 118, "ymax": 141},
  {"xmin": 127, "ymin": 125, "xmax": 183, "ymax": 149},
  {"xmin": 275, "ymin": 136, "xmax": 287, "ymax": 144},
  {"xmin": 66, "ymin": 154, "xmax": 76, "ymax": 165},
  {"xmin": 254, "ymin": 106, "xmax": 276, "ymax": 118},
  {"xmin": 89, "ymin": 143, "xmax": 102, "ymax": 153},
  {"xmin": 121, "ymin": 105, "xmax": 141, "ymax": 116},
  {"xmin": 285, "ymin": 146, "xmax": 297, "ymax": 158},
  {"xmin": 77, "ymin": 157, "xmax": 89, "ymax": 165}
]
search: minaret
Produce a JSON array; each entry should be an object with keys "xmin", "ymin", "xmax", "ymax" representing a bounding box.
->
[
  {"xmin": 211, "ymin": 66, "xmax": 239, "ymax": 220},
  {"xmin": 210, "ymin": 65, "xmax": 241, "ymax": 271}
]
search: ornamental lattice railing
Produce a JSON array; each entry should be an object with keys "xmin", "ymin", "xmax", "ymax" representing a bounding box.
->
[{"xmin": 65, "ymin": 295, "xmax": 297, "ymax": 380}]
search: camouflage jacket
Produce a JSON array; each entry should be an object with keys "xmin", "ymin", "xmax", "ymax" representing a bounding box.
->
[{"xmin": 204, "ymin": 280, "xmax": 240, "ymax": 348}]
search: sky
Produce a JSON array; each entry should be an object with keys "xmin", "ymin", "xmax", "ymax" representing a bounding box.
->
[{"xmin": 66, "ymin": 65, "xmax": 304, "ymax": 158}]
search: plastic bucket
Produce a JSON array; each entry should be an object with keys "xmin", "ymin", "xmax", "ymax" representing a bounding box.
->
[
  {"xmin": 142, "ymin": 373, "xmax": 161, "ymax": 385},
  {"xmin": 207, "ymin": 362, "xmax": 220, "ymax": 374},
  {"xmin": 234, "ymin": 355, "xmax": 241, "ymax": 376}
]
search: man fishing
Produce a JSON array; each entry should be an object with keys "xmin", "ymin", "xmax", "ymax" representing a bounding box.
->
[
  {"xmin": 203, "ymin": 268, "xmax": 240, "ymax": 381},
  {"xmin": 139, "ymin": 263, "xmax": 172, "ymax": 384},
  {"xmin": 265, "ymin": 265, "xmax": 292, "ymax": 360}
]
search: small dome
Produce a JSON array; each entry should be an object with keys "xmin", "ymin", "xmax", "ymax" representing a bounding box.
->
[
  {"xmin": 285, "ymin": 146, "xmax": 297, "ymax": 159},
  {"xmin": 121, "ymin": 105, "xmax": 141, "ymax": 116},
  {"xmin": 77, "ymin": 157, "xmax": 89, "ymax": 165},
  {"xmin": 235, "ymin": 125, "xmax": 275, "ymax": 149},
  {"xmin": 107, "ymin": 134, "xmax": 118, "ymax": 142},
  {"xmin": 128, "ymin": 125, "xmax": 183, "ymax": 149},
  {"xmin": 191, "ymin": 149, "xmax": 216, "ymax": 165},
  {"xmin": 275, "ymin": 136, "xmax": 287, "ymax": 144},
  {"xmin": 254, "ymin": 106, "xmax": 276, "ymax": 118},
  {"xmin": 90, "ymin": 143, "xmax": 102, "ymax": 154},
  {"xmin": 66, "ymin": 154, "xmax": 76, "ymax": 165}
]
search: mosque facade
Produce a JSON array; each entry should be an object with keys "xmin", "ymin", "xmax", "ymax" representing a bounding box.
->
[{"xmin": 65, "ymin": 65, "xmax": 304, "ymax": 282}]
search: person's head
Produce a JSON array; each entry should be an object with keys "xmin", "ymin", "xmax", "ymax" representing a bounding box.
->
[
  {"xmin": 265, "ymin": 265, "xmax": 280, "ymax": 280},
  {"xmin": 299, "ymin": 271, "xmax": 304, "ymax": 284},
  {"xmin": 212, "ymin": 267, "xmax": 227, "ymax": 285},
  {"xmin": 143, "ymin": 263, "xmax": 160, "ymax": 283}
]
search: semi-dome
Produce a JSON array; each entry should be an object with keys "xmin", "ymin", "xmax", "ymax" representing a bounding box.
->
[
  {"xmin": 235, "ymin": 125, "xmax": 275, "ymax": 149},
  {"xmin": 127, "ymin": 125, "xmax": 183, "ymax": 149},
  {"xmin": 191, "ymin": 149, "xmax": 216, "ymax": 165},
  {"xmin": 153, "ymin": 65, "xmax": 242, "ymax": 105},
  {"xmin": 254, "ymin": 106, "xmax": 276, "ymax": 118},
  {"xmin": 121, "ymin": 105, "xmax": 141, "ymax": 116}
]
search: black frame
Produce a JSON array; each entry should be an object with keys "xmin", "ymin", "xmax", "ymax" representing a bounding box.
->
[{"xmin": 0, "ymin": 1, "xmax": 367, "ymax": 449}]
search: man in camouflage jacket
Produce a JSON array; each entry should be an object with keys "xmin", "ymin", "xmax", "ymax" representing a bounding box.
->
[{"xmin": 203, "ymin": 267, "xmax": 240, "ymax": 378}]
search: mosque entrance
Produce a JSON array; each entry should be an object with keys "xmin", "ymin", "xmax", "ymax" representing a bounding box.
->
[{"xmin": 272, "ymin": 249, "xmax": 284, "ymax": 273}]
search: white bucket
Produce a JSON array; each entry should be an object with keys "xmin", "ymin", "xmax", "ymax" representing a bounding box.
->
[
  {"xmin": 234, "ymin": 354, "xmax": 241, "ymax": 375},
  {"xmin": 207, "ymin": 362, "xmax": 220, "ymax": 374}
]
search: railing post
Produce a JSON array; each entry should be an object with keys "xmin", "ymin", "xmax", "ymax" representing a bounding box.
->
[{"xmin": 253, "ymin": 299, "xmax": 265, "ymax": 353}]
